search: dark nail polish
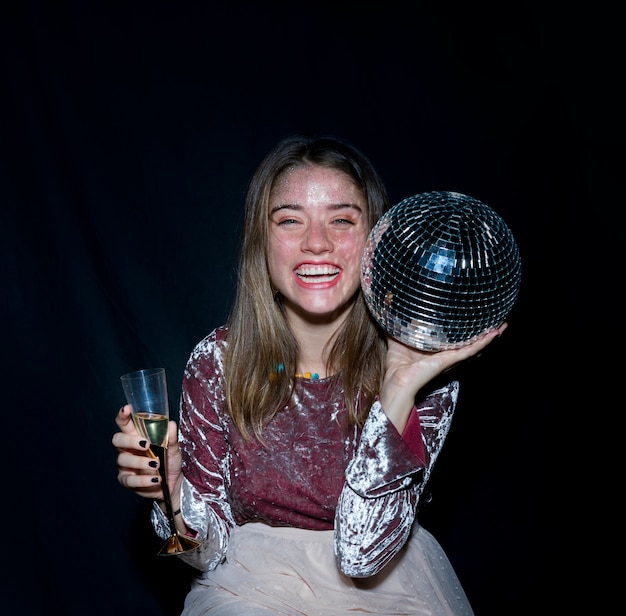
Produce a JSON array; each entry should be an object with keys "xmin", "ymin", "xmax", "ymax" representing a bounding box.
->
[
  {"xmin": 139, "ymin": 440, "xmax": 147, "ymax": 448},
  {"xmin": 149, "ymin": 460, "xmax": 158, "ymax": 468},
  {"xmin": 151, "ymin": 477, "xmax": 159, "ymax": 483}
]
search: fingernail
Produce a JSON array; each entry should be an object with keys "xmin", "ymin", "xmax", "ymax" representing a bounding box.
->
[
  {"xmin": 151, "ymin": 477, "xmax": 159, "ymax": 483},
  {"xmin": 139, "ymin": 440, "xmax": 147, "ymax": 448},
  {"xmin": 149, "ymin": 460, "xmax": 158, "ymax": 468}
]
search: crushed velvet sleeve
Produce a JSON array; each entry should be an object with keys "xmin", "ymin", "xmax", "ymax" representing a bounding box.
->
[
  {"xmin": 334, "ymin": 381, "xmax": 459, "ymax": 577},
  {"xmin": 151, "ymin": 329, "xmax": 236, "ymax": 572},
  {"xmin": 150, "ymin": 477, "xmax": 232, "ymax": 571}
]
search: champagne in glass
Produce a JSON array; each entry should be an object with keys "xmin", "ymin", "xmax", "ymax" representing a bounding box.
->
[
  {"xmin": 120, "ymin": 368, "xmax": 201, "ymax": 556},
  {"xmin": 132, "ymin": 412, "xmax": 169, "ymax": 448}
]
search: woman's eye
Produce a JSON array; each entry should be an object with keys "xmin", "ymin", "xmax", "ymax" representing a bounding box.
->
[
  {"xmin": 276, "ymin": 218, "xmax": 299, "ymax": 226},
  {"xmin": 332, "ymin": 218, "xmax": 355, "ymax": 225}
]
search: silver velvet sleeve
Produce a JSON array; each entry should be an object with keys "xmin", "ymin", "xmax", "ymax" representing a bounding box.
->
[
  {"xmin": 150, "ymin": 476, "xmax": 231, "ymax": 572},
  {"xmin": 334, "ymin": 383, "xmax": 458, "ymax": 578},
  {"xmin": 333, "ymin": 401, "xmax": 420, "ymax": 577}
]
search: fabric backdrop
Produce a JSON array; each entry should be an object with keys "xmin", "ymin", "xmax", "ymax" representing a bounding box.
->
[{"xmin": 2, "ymin": 2, "xmax": 610, "ymax": 615}]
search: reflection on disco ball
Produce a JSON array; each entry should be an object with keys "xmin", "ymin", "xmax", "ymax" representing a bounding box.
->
[{"xmin": 361, "ymin": 191, "xmax": 522, "ymax": 351}]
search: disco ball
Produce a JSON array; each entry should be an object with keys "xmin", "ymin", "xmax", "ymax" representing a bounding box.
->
[{"xmin": 361, "ymin": 191, "xmax": 522, "ymax": 351}]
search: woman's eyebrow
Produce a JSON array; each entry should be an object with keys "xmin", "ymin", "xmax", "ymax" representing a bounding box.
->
[
  {"xmin": 270, "ymin": 203, "xmax": 301, "ymax": 215},
  {"xmin": 332, "ymin": 203, "xmax": 364, "ymax": 213}
]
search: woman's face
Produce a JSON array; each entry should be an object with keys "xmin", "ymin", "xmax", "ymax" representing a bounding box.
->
[{"xmin": 267, "ymin": 164, "xmax": 369, "ymax": 323}]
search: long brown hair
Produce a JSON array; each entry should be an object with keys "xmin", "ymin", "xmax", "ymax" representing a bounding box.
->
[{"xmin": 224, "ymin": 135, "xmax": 390, "ymax": 440}]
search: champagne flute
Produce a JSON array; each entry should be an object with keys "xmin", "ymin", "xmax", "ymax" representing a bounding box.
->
[{"xmin": 120, "ymin": 368, "xmax": 201, "ymax": 556}]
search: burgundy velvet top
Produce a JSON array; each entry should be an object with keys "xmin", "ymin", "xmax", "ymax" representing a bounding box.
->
[{"xmin": 153, "ymin": 325, "xmax": 459, "ymax": 576}]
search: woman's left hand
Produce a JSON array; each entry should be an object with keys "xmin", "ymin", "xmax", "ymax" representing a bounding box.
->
[{"xmin": 380, "ymin": 322, "xmax": 508, "ymax": 431}]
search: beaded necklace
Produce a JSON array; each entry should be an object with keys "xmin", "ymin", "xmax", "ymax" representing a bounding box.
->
[{"xmin": 276, "ymin": 363, "xmax": 320, "ymax": 380}]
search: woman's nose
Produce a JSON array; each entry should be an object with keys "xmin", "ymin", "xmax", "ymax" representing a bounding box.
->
[{"xmin": 302, "ymin": 222, "xmax": 332, "ymax": 253}]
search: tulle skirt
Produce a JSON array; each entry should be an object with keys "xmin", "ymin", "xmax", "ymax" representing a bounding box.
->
[{"xmin": 181, "ymin": 522, "xmax": 474, "ymax": 615}]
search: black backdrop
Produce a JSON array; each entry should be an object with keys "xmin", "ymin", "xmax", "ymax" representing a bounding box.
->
[{"xmin": 2, "ymin": 2, "xmax": 610, "ymax": 615}]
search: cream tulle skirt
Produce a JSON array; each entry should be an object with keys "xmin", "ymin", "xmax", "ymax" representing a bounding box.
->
[{"xmin": 181, "ymin": 522, "xmax": 474, "ymax": 615}]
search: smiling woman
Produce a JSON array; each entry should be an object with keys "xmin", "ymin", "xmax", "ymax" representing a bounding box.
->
[{"xmin": 113, "ymin": 134, "xmax": 507, "ymax": 615}]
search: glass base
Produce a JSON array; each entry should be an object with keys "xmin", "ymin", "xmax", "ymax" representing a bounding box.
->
[{"xmin": 156, "ymin": 532, "xmax": 202, "ymax": 556}]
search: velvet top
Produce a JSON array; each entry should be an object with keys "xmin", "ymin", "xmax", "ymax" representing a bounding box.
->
[{"xmin": 152, "ymin": 325, "xmax": 459, "ymax": 577}]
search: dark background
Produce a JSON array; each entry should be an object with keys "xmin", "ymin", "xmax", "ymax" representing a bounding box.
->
[{"xmin": 2, "ymin": 2, "xmax": 612, "ymax": 614}]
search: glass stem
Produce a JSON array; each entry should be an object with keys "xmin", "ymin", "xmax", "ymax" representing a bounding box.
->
[{"xmin": 151, "ymin": 444, "xmax": 178, "ymax": 532}]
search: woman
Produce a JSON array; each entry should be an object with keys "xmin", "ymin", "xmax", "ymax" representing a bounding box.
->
[{"xmin": 113, "ymin": 135, "xmax": 506, "ymax": 615}]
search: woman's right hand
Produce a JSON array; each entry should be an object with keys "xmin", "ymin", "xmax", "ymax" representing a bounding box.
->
[{"xmin": 112, "ymin": 405, "xmax": 183, "ymax": 504}]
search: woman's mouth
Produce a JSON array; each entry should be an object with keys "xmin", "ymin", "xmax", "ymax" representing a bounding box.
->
[{"xmin": 294, "ymin": 264, "xmax": 341, "ymax": 284}]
